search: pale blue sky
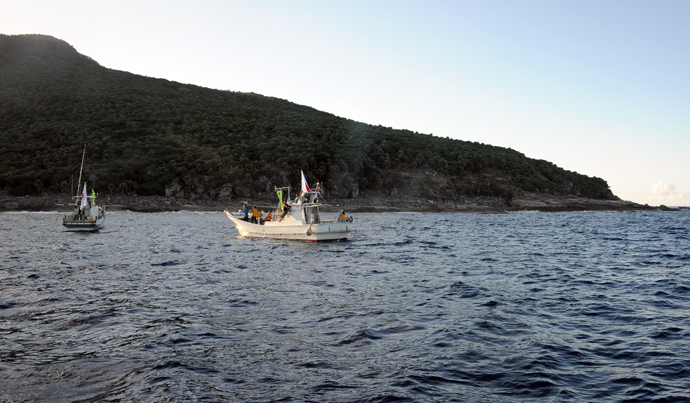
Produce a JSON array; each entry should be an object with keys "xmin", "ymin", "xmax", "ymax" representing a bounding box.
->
[{"xmin": 2, "ymin": 0, "xmax": 688, "ymax": 205}]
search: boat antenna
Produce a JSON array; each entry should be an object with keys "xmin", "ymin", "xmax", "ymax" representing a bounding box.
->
[{"xmin": 76, "ymin": 144, "xmax": 86, "ymax": 195}]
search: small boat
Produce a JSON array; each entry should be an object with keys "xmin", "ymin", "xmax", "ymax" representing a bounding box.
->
[
  {"xmin": 61, "ymin": 146, "xmax": 105, "ymax": 232},
  {"xmin": 62, "ymin": 184, "xmax": 105, "ymax": 231},
  {"xmin": 224, "ymin": 171, "xmax": 351, "ymax": 241}
]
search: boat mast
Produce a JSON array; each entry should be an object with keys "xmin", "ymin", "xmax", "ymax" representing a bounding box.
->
[{"xmin": 76, "ymin": 144, "xmax": 86, "ymax": 196}]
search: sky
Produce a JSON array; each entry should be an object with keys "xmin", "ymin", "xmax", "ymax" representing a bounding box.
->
[{"xmin": 2, "ymin": 0, "xmax": 689, "ymax": 206}]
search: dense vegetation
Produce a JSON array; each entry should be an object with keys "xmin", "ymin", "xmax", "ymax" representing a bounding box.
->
[{"xmin": 0, "ymin": 34, "xmax": 614, "ymax": 201}]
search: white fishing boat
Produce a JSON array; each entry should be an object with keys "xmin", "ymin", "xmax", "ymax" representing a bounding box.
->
[
  {"xmin": 224, "ymin": 171, "xmax": 351, "ymax": 241},
  {"xmin": 61, "ymin": 146, "xmax": 106, "ymax": 232}
]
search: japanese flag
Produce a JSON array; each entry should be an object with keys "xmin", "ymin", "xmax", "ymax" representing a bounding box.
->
[{"xmin": 301, "ymin": 171, "xmax": 311, "ymax": 193}]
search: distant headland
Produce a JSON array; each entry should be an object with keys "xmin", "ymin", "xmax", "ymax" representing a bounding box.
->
[{"xmin": 0, "ymin": 34, "xmax": 669, "ymax": 212}]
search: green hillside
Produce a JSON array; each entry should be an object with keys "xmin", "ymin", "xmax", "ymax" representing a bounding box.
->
[{"xmin": 0, "ymin": 34, "xmax": 615, "ymax": 202}]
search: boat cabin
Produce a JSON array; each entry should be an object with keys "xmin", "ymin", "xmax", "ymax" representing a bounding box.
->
[{"xmin": 275, "ymin": 186, "xmax": 324, "ymax": 225}]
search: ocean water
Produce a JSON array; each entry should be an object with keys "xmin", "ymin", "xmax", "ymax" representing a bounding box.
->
[{"xmin": 1, "ymin": 209, "xmax": 689, "ymax": 402}]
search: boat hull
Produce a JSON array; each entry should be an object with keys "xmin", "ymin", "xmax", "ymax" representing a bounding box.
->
[
  {"xmin": 225, "ymin": 210, "xmax": 349, "ymax": 241},
  {"xmin": 62, "ymin": 215, "xmax": 105, "ymax": 232}
]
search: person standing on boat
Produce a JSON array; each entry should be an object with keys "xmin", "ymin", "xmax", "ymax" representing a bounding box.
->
[
  {"xmin": 338, "ymin": 210, "xmax": 346, "ymax": 222},
  {"xmin": 250, "ymin": 206, "xmax": 262, "ymax": 224},
  {"xmin": 242, "ymin": 206, "xmax": 250, "ymax": 221},
  {"xmin": 279, "ymin": 201, "xmax": 290, "ymax": 221}
]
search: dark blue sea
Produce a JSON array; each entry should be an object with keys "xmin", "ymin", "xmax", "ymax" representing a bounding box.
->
[{"xmin": 1, "ymin": 210, "xmax": 689, "ymax": 402}]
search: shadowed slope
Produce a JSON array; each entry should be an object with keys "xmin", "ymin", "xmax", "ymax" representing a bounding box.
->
[{"xmin": 0, "ymin": 34, "xmax": 614, "ymax": 202}]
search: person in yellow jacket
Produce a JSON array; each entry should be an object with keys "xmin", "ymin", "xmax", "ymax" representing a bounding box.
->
[
  {"xmin": 338, "ymin": 210, "xmax": 346, "ymax": 222},
  {"xmin": 250, "ymin": 206, "xmax": 262, "ymax": 224}
]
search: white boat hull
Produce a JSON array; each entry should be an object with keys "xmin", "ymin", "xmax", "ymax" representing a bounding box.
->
[
  {"xmin": 225, "ymin": 210, "xmax": 349, "ymax": 241},
  {"xmin": 62, "ymin": 215, "xmax": 105, "ymax": 232}
]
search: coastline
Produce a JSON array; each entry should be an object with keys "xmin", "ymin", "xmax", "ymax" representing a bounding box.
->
[{"xmin": 1, "ymin": 192, "xmax": 681, "ymax": 213}]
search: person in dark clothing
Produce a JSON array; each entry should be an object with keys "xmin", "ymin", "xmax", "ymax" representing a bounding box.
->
[{"xmin": 279, "ymin": 202, "xmax": 290, "ymax": 221}]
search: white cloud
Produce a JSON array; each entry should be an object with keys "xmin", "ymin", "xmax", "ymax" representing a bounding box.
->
[{"xmin": 648, "ymin": 181, "xmax": 687, "ymax": 204}]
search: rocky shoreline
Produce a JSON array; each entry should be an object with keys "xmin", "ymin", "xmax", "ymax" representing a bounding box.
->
[{"xmin": 1, "ymin": 191, "xmax": 682, "ymax": 213}]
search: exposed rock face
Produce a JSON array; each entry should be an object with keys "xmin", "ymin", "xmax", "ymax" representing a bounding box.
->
[
  {"xmin": 348, "ymin": 183, "xmax": 360, "ymax": 199},
  {"xmin": 193, "ymin": 175, "xmax": 215, "ymax": 196},
  {"xmin": 328, "ymin": 174, "xmax": 360, "ymax": 199},
  {"xmin": 258, "ymin": 176, "xmax": 274, "ymax": 194},
  {"xmin": 218, "ymin": 183, "xmax": 233, "ymax": 200},
  {"xmin": 167, "ymin": 176, "xmax": 227, "ymax": 199},
  {"xmin": 0, "ymin": 190, "xmax": 660, "ymax": 213},
  {"xmin": 235, "ymin": 187, "xmax": 251, "ymax": 198},
  {"xmin": 165, "ymin": 178, "xmax": 184, "ymax": 198},
  {"xmin": 508, "ymin": 191, "xmax": 639, "ymax": 211}
]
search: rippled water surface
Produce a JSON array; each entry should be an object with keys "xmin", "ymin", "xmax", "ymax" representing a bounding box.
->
[{"xmin": 1, "ymin": 210, "xmax": 689, "ymax": 402}]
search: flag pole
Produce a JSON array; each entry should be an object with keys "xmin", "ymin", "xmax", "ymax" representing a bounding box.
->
[{"xmin": 76, "ymin": 144, "xmax": 86, "ymax": 196}]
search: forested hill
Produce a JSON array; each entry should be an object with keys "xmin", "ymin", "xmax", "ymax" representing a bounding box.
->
[{"xmin": 0, "ymin": 34, "xmax": 615, "ymax": 203}]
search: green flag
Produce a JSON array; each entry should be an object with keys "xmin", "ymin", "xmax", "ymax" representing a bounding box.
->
[
  {"xmin": 91, "ymin": 189, "xmax": 96, "ymax": 203},
  {"xmin": 277, "ymin": 190, "xmax": 283, "ymax": 210}
]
